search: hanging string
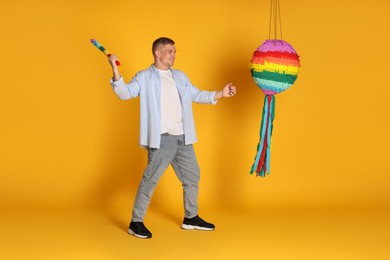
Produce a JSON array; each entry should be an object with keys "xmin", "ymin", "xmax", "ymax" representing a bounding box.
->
[
  {"xmin": 274, "ymin": 0, "xmax": 277, "ymax": 39},
  {"xmin": 277, "ymin": 0, "xmax": 283, "ymax": 40},
  {"xmin": 268, "ymin": 0, "xmax": 283, "ymax": 40},
  {"xmin": 268, "ymin": 0, "xmax": 273, "ymax": 40}
]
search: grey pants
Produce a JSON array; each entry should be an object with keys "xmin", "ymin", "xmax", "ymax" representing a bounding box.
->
[{"xmin": 131, "ymin": 134, "xmax": 200, "ymax": 222}]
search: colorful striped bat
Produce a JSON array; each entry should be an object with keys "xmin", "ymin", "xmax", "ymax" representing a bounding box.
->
[{"xmin": 90, "ymin": 39, "xmax": 121, "ymax": 66}]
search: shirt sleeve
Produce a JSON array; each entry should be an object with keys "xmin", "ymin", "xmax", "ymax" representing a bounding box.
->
[
  {"xmin": 180, "ymin": 72, "xmax": 217, "ymax": 105},
  {"xmin": 110, "ymin": 75, "xmax": 141, "ymax": 100},
  {"xmin": 190, "ymin": 87, "xmax": 217, "ymax": 105}
]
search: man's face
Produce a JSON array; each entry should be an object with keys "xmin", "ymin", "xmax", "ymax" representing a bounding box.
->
[{"xmin": 155, "ymin": 44, "xmax": 176, "ymax": 68}]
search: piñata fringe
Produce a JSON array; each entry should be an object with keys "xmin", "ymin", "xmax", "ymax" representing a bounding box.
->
[{"xmin": 250, "ymin": 95, "xmax": 275, "ymax": 177}]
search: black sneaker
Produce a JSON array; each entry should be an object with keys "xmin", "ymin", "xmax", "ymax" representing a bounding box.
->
[
  {"xmin": 181, "ymin": 215, "xmax": 215, "ymax": 231},
  {"xmin": 128, "ymin": 221, "xmax": 152, "ymax": 239}
]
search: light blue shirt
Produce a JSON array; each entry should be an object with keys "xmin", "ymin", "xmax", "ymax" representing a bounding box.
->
[{"xmin": 111, "ymin": 65, "xmax": 217, "ymax": 149}]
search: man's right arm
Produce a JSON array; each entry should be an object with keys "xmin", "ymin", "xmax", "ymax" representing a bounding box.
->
[{"xmin": 108, "ymin": 54, "xmax": 140, "ymax": 100}]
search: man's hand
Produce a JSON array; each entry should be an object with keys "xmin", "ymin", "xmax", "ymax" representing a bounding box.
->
[
  {"xmin": 214, "ymin": 83, "xmax": 237, "ymax": 100},
  {"xmin": 108, "ymin": 54, "xmax": 119, "ymax": 68},
  {"xmin": 222, "ymin": 83, "xmax": 237, "ymax": 97},
  {"xmin": 108, "ymin": 54, "xmax": 121, "ymax": 81}
]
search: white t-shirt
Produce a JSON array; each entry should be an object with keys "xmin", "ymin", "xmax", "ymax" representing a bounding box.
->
[{"xmin": 158, "ymin": 69, "xmax": 184, "ymax": 135}]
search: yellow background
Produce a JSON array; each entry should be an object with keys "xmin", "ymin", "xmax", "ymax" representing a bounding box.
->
[{"xmin": 1, "ymin": 0, "xmax": 389, "ymax": 259}]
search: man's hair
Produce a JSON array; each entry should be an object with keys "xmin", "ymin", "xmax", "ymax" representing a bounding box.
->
[{"xmin": 152, "ymin": 37, "xmax": 175, "ymax": 56}]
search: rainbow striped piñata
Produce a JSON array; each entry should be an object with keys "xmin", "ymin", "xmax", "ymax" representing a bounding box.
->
[{"xmin": 250, "ymin": 39, "xmax": 300, "ymax": 177}]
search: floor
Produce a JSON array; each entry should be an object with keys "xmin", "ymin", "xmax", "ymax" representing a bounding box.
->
[{"xmin": 2, "ymin": 205, "xmax": 389, "ymax": 259}]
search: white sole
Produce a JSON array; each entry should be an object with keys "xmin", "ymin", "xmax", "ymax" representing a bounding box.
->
[
  {"xmin": 128, "ymin": 228, "xmax": 150, "ymax": 239},
  {"xmin": 181, "ymin": 224, "xmax": 214, "ymax": 231}
]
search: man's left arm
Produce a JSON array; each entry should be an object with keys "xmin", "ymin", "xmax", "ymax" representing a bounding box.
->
[
  {"xmin": 189, "ymin": 82, "xmax": 237, "ymax": 104},
  {"xmin": 181, "ymin": 71, "xmax": 236, "ymax": 103}
]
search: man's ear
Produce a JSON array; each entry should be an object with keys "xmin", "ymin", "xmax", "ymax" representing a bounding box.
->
[{"xmin": 154, "ymin": 49, "xmax": 160, "ymax": 58}]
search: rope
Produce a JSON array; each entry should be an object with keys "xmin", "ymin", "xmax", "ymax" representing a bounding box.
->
[
  {"xmin": 268, "ymin": 0, "xmax": 273, "ymax": 39},
  {"xmin": 278, "ymin": 0, "xmax": 283, "ymax": 40},
  {"xmin": 268, "ymin": 0, "xmax": 283, "ymax": 40},
  {"xmin": 274, "ymin": 0, "xmax": 277, "ymax": 39}
]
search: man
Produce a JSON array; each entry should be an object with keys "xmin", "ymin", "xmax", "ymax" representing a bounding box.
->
[{"xmin": 108, "ymin": 37, "xmax": 236, "ymax": 239}]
